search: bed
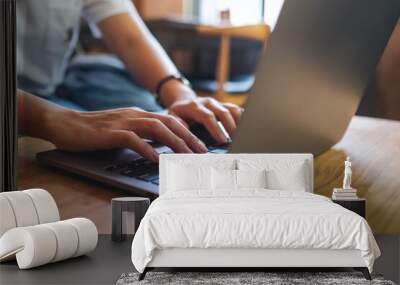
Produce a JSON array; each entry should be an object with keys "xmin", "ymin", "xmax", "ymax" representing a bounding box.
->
[{"xmin": 131, "ymin": 154, "xmax": 380, "ymax": 280}]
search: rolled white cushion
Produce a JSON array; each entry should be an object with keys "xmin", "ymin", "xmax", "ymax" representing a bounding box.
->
[
  {"xmin": 42, "ymin": 221, "xmax": 79, "ymax": 262},
  {"xmin": 0, "ymin": 226, "xmax": 57, "ymax": 269},
  {"xmin": 64, "ymin": 218, "xmax": 98, "ymax": 257},
  {"xmin": 0, "ymin": 218, "xmax": 98, "ymax": 269},
  {"xmin": 0, "ymin": 192, "xmax": 39, "ymax": 227},
  {"xmin": 0, "ymin": 196, "xmax": 17, "ymax": 237},
  {"xmin": 23, "ymin": 189, "xmax": 60, "ymax": 224},
  {"xmin": 0, "ymin": 189, "xmax": 59, "ymax": 238}
]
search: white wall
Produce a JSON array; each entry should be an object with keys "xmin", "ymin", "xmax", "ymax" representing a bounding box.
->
[
  {"xmin": 198, "ymin": 0, "xmax": 285, "ymax": 29},
  {"xmin": 264, "ymin": 0, "xmax": 285, "ymax": 30}
]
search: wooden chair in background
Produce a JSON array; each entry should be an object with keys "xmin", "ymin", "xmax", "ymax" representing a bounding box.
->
[
  {"xmin": 133, "ymin": 0, "xmax": 271, "ymax": 106},
  {"xmin": 196, "ymin": 23, "xmax": 270, "ymax": 105}
]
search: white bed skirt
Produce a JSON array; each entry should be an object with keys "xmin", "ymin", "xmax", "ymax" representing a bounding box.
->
[{"xmin": 148, "ymin": 248, "xmax": 366, "ymax": 268}]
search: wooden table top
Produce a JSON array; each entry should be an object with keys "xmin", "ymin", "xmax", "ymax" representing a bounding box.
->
[{"xmin": 17, "ymin": 116, "xmax": 400, "ymax": 234}]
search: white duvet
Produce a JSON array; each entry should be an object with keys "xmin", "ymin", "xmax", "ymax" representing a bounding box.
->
[{"xmin": 131, "ymin": 190, "xmax": 380, "ymax": 273}]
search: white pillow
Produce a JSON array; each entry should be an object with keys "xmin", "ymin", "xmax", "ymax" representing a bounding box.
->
[
  {"xmin": 167, "ymin": 163, "xmax": 211, "ymax": 191},
  {"xmin": 166, "ymin": 159, "xmax": 236, "ymax": 192},
  {"xmin": 211, "ymin": 169, "xmax": 267, "ymax": 190},
  {"xmin": 236, "ymin": 169, "xmax": 267, "ymax": 189},
  {"xmin": 267, "ymin": 164, "xmax": 307, "ymax": 191},
  {"xmin": 238, "ymin": 159, "xmax": 308, "ymax": 191},
  {"xmin": 211, "ymin": 168, "xmax": 236, "ymax": 190}
]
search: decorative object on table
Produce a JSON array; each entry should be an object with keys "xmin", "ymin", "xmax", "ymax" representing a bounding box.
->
[
  {"xmin": 332, "ymin": 157, "xmax": 359, "ymax": 200},
  {"xmin": 343, "ymin": 156, "xmax": 352, "ymax": 189},
  {"xmin": 111, "ymin": 197, "xmax": 150, "ymax": 242},
  {"xmin": 116, "ymin": 271, "xmax": 394, "ymax": 285},
  {"xmin": 0, "ymin": 189, "xmax": 98, "ymax": 269},
  {"xmin": 332, "ymin": 199, "xmax": 366, "ymax": 218}
]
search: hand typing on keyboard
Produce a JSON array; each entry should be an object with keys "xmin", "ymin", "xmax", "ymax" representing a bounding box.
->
[
  {"xmin": 168, "ymin": 97, "xmax": 240, "ymax": 144},
  {"xmin": 27, "ymin": 101, "xmax": 208, "ymax": 162},
  {"xmin": 19, "ymin": 93, "xmax": 239, "ymax": 163}
]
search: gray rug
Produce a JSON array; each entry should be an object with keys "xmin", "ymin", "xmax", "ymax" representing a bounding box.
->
[{"xmin": 116, "ymin": 272, "xmax": 395, "ymax": 285}]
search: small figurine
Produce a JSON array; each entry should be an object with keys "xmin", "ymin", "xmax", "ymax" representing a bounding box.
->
[
  {"xmin": 332, "ymin": 157, "xmax": 358, "ymax": 200},
  {"xmin": 342, "ymin": 157, "xmax": 352, "ymax": 189}
]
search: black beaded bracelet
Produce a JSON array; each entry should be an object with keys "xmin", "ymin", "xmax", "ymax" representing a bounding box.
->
[{"xmin": 155, "ymin": 74, "xmax": 191, "ymax": 107}]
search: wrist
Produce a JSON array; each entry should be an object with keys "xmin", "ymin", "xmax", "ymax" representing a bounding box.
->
[
  {"xmin": 42, "ymin": 107, "xmax": 77, "ymax": 142},
  {"xmin": 158, "ymin": 79, "xmax": 196, "ymax": 108}
]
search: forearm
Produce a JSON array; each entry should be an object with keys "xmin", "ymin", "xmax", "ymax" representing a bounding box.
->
[
  {"xmin": 17, "ymin": 90, "xmax": 206, "ymax": 160},
  {"xmin": 117, "ymin": 33, "xmax": 195, "ymax": 106},
  {"xmin": 17, "ymin": 89, "xmax": 70, "ymax": 140},
  {"xmin": 98, "ymin": 13, "xmax": 196, "ymax": 107}
]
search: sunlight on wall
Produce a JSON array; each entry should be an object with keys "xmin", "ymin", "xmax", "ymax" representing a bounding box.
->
[
  {"xmin": 199, "ymin": 0, "xmax": 262, "ymax": 25},
  {"xmin": 264, "ymin": 0, "xmax": 285, "ymax": 30},
  {"xmin": 198, "ymin": 0, "xmax": 285, "ymax": 29}
]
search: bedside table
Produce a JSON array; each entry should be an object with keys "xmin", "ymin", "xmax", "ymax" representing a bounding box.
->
[
  {"xmin": 332, "ymin": 198, "xmax": 366, "ymax": 218},
  {"xmin": 112, "ymin": 197, "xmax": 150, "ymax": 242}
]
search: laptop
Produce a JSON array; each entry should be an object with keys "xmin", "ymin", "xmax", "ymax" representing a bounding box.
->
[{"xmin": 36, "ymin": 0, "xmax": 400, "ymax": 198}]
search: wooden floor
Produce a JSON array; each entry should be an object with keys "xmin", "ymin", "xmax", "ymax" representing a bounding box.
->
[{"xmin": 17, "ymin": 116, "xmax": 400, "ymax": 234}]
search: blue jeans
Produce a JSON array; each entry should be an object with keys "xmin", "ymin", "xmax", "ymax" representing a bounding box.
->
[{"xmin": 49, "ymin": 57, "xmax": 163, "ymax": 112}]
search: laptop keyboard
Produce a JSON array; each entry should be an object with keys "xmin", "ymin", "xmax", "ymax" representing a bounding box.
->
[{"xmin": 104, "ymin": 146, "xmax": 227, "ymax": 185}]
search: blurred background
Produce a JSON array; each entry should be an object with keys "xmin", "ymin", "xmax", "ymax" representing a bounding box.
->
[{"xmin": 77, "ymin": 0, "xmax": 400, "ymax": 120}]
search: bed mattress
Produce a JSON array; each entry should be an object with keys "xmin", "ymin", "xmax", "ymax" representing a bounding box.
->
[{"xmin": 131, "ymin": 190, "xmax": 379, "ymax": 273}]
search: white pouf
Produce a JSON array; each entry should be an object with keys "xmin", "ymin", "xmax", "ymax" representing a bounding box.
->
[
  {"xmin": 0, "ymin": 218, "xmax": 98, "ymax": 269},
  {"xmin": 0, "ymin": 189, "xmax": 60, "ymax": 237},
  {"xmin": 23, "ymin": 189, "xmax": 60, "ymax": 223},
  {"xmin": 0, "ymin": 189, "xmax": 98, "ymax": 269},
  {"xmin": 1, "ymin": 191, "xmax": 40, "ymax": 227},
  {"xmin": 65, "ymin": 218, "xmax": 98, "ymax": 257},
  {"xmin": 42, "ymin": 221, "xmax": 79, "ymax": 262},
  {"xmin": 0, "ymin": 196, "xmax": 17, "ymax": 237}
]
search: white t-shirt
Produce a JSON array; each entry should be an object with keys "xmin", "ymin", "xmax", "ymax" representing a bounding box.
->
[{"xmin": 17, "ymin": 0, "xmax": 133, "ymax": 96}]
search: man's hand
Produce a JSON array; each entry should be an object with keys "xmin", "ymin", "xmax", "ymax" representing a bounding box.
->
[
  {"xmin": 18, "ymin": 91, "xmax": 243, "ymax": 163},
  {"xmin": 45, "ymin": 107, "xmax": 208, "ymax": 162},
  {"xmin": 18, "ymin": 92, "xmax": 208, "ymax": 163},
  {"xmin": 169, "ymin": 97, "xmax": 243, "ymax": 144}
]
